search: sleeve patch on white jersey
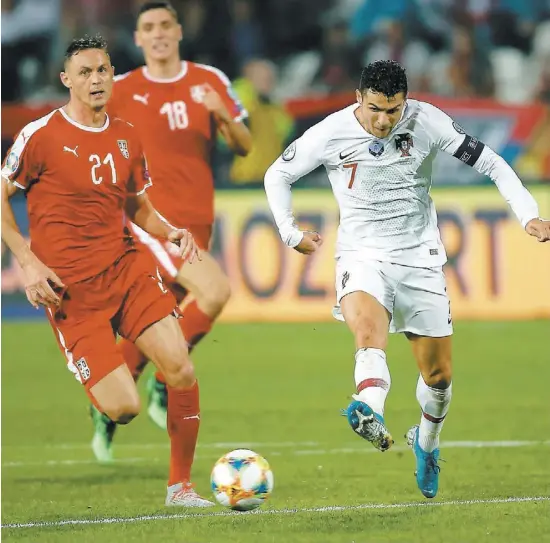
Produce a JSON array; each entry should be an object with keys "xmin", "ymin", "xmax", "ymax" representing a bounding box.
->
[
  {"xmin": 452, "ymin": 121, "xmax": 465, "ymax": 134},
  {"xmin": 282, "ymin": 141, "xmax": 296, "ymax": 162}
]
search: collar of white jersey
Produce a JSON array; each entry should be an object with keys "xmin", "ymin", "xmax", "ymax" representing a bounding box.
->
[
  {"xmin": 142, "ymin": 61, "xmax": 188, "ymax": 83},
  {"xmin": 351, "ymin": 100, "xmax": 413, "ymax": 140}
]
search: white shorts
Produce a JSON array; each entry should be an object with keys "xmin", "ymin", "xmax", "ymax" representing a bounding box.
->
[{"xmin": 333, "ymin": 259, "xmax": 453, "ymax": 337}]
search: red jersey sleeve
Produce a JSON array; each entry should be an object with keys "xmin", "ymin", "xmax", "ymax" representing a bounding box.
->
[
  {"xmin": 128, "ymin": 137, "xmax": 153, "ymax": 196},
  {"xmin": 207, "ymin": 67, "xmax": 248, "ymax": 122},
  {"xmin": 1, "ymin": 122, "xmax": 46, "ymax": 190}
]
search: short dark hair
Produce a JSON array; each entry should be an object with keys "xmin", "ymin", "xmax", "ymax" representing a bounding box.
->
[
  {"xmin": 65, "ymin": 34, "xmax": 108, "ymax": 63},
  {"xmin": 359, "ymin": 60, "xmax": 408, "ymax": 98},
  {"xmin": 137, "ymin": 1, "xmax": 178, "ymax": 21}
]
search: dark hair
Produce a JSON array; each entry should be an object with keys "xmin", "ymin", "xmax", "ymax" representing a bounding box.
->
[
  {"xmin": 65, "ymin": 34, "xmax": 108, "ymax": 62},
  {"xmin": 359, "ymin": 60, "xmax": 408, "ymax": 98},
  {"xmin": 137, "ymin": 1, "xmax": 178, "ymax": 20}
]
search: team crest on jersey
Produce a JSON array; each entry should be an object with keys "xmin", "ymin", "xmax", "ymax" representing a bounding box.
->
[
  {"xmin": 190, "ymin": 84, "xmax": 206, "ymax": 103},
  {"xmin": 117, "ymin": 140, "xmax": 129, "ymax": 159},
  {"xmin": 395, "ymin": 133, "xmax": 414, "ymax": 157},
  {"xmin": 368, "ymin": 140, "xmax": 384, "ymax": 157},
  {"xmin": 75, "ymin": 357, "xmax": 91, "ymax": 382}
]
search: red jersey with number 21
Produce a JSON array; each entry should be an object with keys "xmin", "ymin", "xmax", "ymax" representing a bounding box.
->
[{"xmin": 1, "ymin": 109, "xmax": 152, "ymax": 283}]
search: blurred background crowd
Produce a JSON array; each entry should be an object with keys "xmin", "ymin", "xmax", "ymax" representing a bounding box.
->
[
  {"xmin": 3, "ymin": 0, "xmax": 550, "ymax": 103},
  {"xmin": 2, "ymin": 0, "xmax": 550, "ymax": 183}
]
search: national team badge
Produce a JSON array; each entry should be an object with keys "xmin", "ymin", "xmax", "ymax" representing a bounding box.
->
[
  {"xmin": 191, "ymin": 84, "xmax": 206, "ymax": 103},
  {"xmin": 117, "ymin": 140, "xmax": 129, "ymax": 159},
  {"xmin": 395, "ymin": 133, "xmax": 414, "ymax": 157},
  {"xmin": 368, "ymin": 140, "xmax": 384, "ymax": 157}
]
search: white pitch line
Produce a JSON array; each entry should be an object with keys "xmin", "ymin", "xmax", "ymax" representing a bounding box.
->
[
  {"xmin": 2, "ymin": 496, "xmax": 549, "ymax": 530},
  {"xmin": 2, "ymin": 440, "xmax": 549, "ymax": 469}
]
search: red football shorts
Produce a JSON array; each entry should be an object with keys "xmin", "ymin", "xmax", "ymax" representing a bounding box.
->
[{"xmin": 46, "ymin": 249, "xmax": 177, "ymax": 390}]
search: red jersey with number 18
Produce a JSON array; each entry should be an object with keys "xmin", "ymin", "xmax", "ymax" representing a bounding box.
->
[
  {"xmin": 1, "ymin": 108, "xmax": 152, "ymax": 283},
  {"xmin": 109, "ymin": 61, "xmax": 247, "ymax": 227}
]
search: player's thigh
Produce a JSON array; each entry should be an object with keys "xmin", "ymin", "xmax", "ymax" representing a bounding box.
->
[
  {"xmin": 392, "ymin": 266, "xmax": 453, "ymax": 339},
  {"xmin": 175, "ymin": 251, "xmax": 230, "ymax": 316},
  {"xmin": 336, "ymin": 260, "xmax": 393, "ymax": 349},
  {"xmin": 46, "ymin": 309, "xmax": 139, "ymax": 421},
  {"xmin": 407, "ymin": 334, "xmax": 452, "ymax": 389},
  {"xmin": 134, "ymin": 314, "xmax": 195, "ymax": 389}
]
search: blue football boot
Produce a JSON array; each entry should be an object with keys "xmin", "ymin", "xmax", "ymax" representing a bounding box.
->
[
  {"xmin": 343, "ymin": 399, "xmax": 394, "ymax": 452},
  {"xmin": 406, "ymin": 424, "xmax": 441, "ymax": 498}
]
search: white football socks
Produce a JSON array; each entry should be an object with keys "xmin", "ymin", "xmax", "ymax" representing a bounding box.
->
[
  {"xmin": 416, "ymin": 375, "xmax": 452, "ymax": 453},
  {"xmin": 353, "ymin": 348, "xmax": 391, "ymax": 416}
]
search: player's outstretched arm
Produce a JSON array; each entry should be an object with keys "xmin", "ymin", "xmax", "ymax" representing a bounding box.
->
[
  {"xmin": 125, "ymin": 192, "xmax": 200, "ymax": 263},
  {"xmin": 264, "ymin": 125, "xmax": 327, "ymax": 255},
  {"xmin": 1, "ymin": 177, "xmax": 65, "ymax": 308},
  {"xmin": 428, "ymin": 104, "xmax": 548, "ymax": 242}
]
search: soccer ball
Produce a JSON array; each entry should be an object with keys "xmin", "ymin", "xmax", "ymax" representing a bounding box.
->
[{"xmin": 211, "ymin": 449, "xmax": 274, "ymax": 511}]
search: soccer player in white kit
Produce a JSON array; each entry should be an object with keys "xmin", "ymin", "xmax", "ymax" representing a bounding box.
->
[{"xmin": 264, "ymin": 61, "xmax": 550, "ymax": 499}]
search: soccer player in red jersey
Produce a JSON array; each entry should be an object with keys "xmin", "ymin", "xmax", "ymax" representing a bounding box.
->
[
  {"xmin": 89, "ymin": 1, "xmax": 252, "ymax": 460},
  {"xmin": 1, "ymin": 35, "xmax": 214, "ymax": 507}
]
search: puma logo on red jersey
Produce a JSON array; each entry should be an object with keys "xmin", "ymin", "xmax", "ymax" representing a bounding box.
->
[
  {"xmin": 63, "ymin": 145, "xmax": 79, "ymax": 157},
  {"xmin": 133, "ymin": 93, "xmax": 149, "ymax": 105}
]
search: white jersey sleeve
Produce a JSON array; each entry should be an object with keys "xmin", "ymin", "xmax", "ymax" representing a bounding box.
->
[
  {"xmin": 264, "ymin": 123, "xmax": 328, "ymax": 247},
  {"xmin": 424, "ymin": 102, "xmax": 540, "ymax": 228}
]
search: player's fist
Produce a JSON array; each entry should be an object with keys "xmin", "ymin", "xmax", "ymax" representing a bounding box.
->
[
  {"xmin": 21, "ymin": 255, "xmax": 65, "ymax": 309},
  {"xmin": 294, "ymin": 231, "xmax": 323, "ymax": 255},
  {"xmin": 201, "ymin": 84, "xmax": 230, "ymax": 122},
  {"xmin": 525, "ymin": 218, "xmax": 550, "ymax": 242},
  {"xmin": 168, "ymin": 229, "xmax": 201, "ymax": 264}
]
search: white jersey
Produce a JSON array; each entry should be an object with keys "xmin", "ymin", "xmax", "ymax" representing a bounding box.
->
[{"xmin": 265, "ymin": 99, "xmax": 539, "ymax": 268}]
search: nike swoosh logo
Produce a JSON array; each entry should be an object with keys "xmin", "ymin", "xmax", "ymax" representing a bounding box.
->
[{"xmin": 339, "ymin": 150, "xmax": 356, "ymax": 160}]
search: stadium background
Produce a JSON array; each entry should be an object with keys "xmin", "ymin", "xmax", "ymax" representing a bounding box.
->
[{"xmin": 2, "ymin": 0, "xmax": 550, "ymax": 321}]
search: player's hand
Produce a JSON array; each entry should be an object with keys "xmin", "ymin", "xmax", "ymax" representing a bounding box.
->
[
  {"xmin": 168, "ymin": 229, "xmax": 201, "ymax": 264},
  {"xmin": 21, "ymin": 255, "xmax": 65, "ymax": 309},
  {"xmin": 294, "ymin": 231, "xmax": 323, "ymax": 255},
  {"xmin": 201, "ymin": 84, "xmax": 231, "ymax": 123},
  {"xmin": 525, "ymin": 218, "xmax": 550, "ymax": 242}
]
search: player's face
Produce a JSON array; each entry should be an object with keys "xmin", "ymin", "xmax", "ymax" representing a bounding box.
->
[
  {"xmin": 135, "ymin": 8, "xmax": 182, "ymax": 63},
  {"xmin": 356, "ymin": 90, "xmax": 406, "ymax": 138},
  {"xmin": 61, "ymin": 49, "xmax": 114, "ymax": 111}
]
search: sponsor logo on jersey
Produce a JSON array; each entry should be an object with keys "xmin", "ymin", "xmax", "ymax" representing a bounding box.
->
[
  {"xmin": 5, "ymin": 151, "xmax": 19, "ymax": 174},
  {"xmin": 368, "ymin": 140, "xmax": 384, "ymax": 157},
  {"xmin": 75, "ymin": 357, "xmax": 91, "ymax": 382},
  {"xmin": 117, "ymin": 140, "xmax": 129, "ymax": 159},
  {"xmin": 339, "ymin": 149, "xmax": 356, "ymax": 160},
  {"xmin": 452, "ymin": 121, "xmax": 465, "ymax": 134},
  {"xmin": 282, "ymin": 141, "xmax": 296, "ymax": 162},
  {"xmin": 395, "ymin": 133, "xmax": 414, "ymax": 157}
]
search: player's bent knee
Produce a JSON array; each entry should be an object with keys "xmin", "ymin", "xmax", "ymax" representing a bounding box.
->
[
  {"xmin": 163, "ymin": 357, "xmax": 196, "ymax": 389},
  {"xmin": 198, "ymin": 277, "xmax": 231, "ymax": 316},
  {"xmin": 102, "ymin": 397, "xmax": 141, "ymax": 424}
]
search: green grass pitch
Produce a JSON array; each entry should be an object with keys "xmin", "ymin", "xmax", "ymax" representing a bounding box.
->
[{"xmin": 2, "ymin": 320, "xmax": 549, "ymax": 542}]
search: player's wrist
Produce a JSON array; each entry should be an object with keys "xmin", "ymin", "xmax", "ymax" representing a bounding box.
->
[{"xmin": 282, "ymin": 229, "xmax": 304, "ymax": 248}]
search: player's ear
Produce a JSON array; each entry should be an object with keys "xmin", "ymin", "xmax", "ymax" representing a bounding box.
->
[
  {"xmin": 60, "ymin": 71, "xmax": 71, "ymax": 90},
  {"xmin": 355, "ymin": 89, "xmax": 362, "ymax": 105},
  {"xmin": 134, "ymin": 30, "xmax": 142, "ymax": 49},
  {"xmin": 177, "ymin": 23, "xmax": 183, "ymax": 41}
]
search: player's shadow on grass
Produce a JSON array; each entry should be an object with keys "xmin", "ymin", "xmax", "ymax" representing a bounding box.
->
[{"xmin": 11, "ymin": 465, "xmax": 166, "ymax": 485}]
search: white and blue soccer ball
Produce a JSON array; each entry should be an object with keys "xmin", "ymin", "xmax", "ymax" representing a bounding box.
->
[{"xmin": 211, "ymin": 449, "xmax": 274, "ymax": 511}]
